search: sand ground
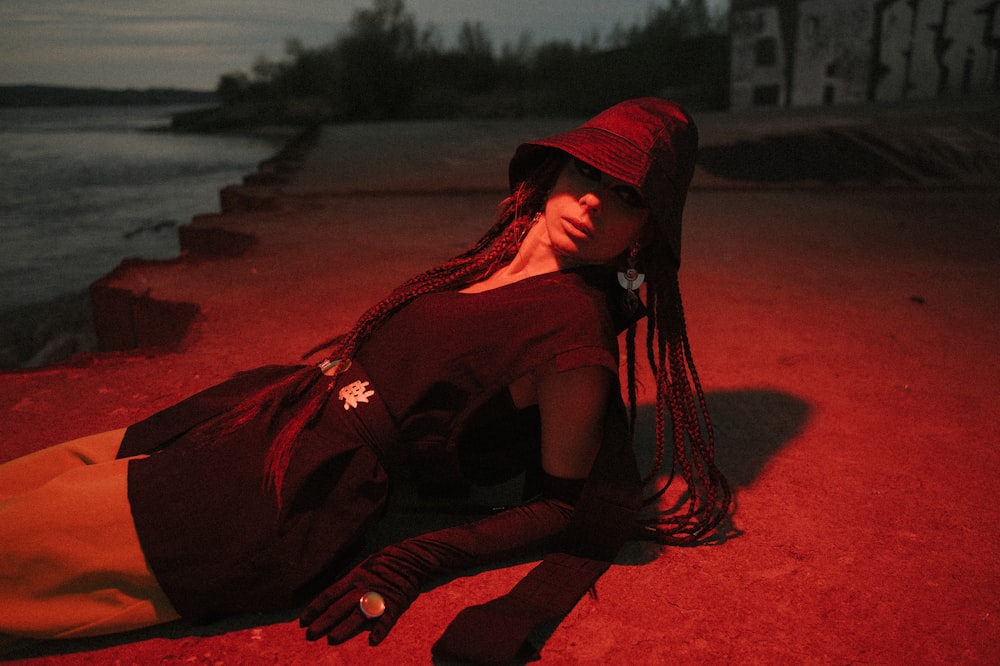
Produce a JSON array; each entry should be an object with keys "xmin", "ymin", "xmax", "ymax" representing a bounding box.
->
[{"xmin": 1, "ymin": 96, "xmax": 998, "ymax": 664}]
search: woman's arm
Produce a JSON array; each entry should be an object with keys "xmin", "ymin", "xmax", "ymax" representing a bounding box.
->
[
  {"xmin": 537, "ymin": 364, "xmax": 610, "ymax": 479},
  {"xmin": 300, "ymin": 365, "xmax": 615, "ymax": 646}
]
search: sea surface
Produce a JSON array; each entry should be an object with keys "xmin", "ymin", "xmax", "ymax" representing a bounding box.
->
[{"xmin": 0, "ymin": 105, "xmax": 280, "ymax": 366}]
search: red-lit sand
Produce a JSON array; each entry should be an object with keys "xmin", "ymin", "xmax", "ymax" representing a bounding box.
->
[{"xmin": 2, "ymin": 99, "xmax": 998, "ymax": 664}]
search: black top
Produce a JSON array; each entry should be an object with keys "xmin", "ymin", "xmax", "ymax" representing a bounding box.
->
[{"xmin": 119, "ymin": 267, "xmax": 632, "ymax": 621}]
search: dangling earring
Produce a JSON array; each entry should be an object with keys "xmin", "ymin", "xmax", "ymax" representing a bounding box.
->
[
  {"xmin": 520, "ymin": 212, "xmax": 541, "ymax": 244},
  {"xmin": 617, "ymin": 243, "xmax": 645, "ymax": 314}
]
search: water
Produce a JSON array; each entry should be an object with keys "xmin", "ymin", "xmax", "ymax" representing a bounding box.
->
[
  {"xmin": 0, "ymin": 105, "xmax": 278, "ymax": 308},
  {"xmin": 0, "ymin": 105, "xmax": 280, "ymax": 366}
]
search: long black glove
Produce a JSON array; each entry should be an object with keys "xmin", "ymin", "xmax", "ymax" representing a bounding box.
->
[{"xmin": 300, "ymin": 475, "xmax": 584, "ymax": 646}]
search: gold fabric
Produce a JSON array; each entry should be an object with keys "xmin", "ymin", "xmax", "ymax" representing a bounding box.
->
[{"xmin": 0, "ymin": 429, "xmax": 178, "ymax": 642}]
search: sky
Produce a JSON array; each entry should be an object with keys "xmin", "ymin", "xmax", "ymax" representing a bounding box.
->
[{"xmin": 0, "ymin": 1, "xmax": 730, "ymax": 91}]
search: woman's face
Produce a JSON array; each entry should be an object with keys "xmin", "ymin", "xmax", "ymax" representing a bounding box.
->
[{"xmin": 541, "ymin": 158, "xmax": 650, "ymax": 267}]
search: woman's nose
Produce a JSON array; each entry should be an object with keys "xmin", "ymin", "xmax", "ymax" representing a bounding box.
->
[{"xmin": 580, "ymin": 192, "xmax": 602, "ymax": 216}]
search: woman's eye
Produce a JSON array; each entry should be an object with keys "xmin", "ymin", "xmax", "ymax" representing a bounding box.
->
[
  {"xmin": 573, "ymin": 158, "xmax": 602, "ymax": 182},
  {"xmin": 612, "ymin": 186, "xmax": 648, "ymax": 210}
]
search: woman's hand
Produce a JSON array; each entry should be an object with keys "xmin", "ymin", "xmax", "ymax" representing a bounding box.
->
[
  {"xmin": 300, "ymin": 549, "xmax": 420, "ymax": 646},
  {"xmin": 299, "ymin": 493, "xmax": 578, "ymax": 648}
]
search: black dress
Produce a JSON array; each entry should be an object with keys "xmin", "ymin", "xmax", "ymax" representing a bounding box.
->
[{"xmin": 116, "ymin": 267, "xmax": 631, "ymax": 622}]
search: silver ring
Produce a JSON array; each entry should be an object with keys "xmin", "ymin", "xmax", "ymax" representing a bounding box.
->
[{"xmin": 359, "ymin": 591, "xmax": 386, "ymax": 619}]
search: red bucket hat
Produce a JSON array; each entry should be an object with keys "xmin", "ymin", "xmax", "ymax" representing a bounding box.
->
[{"xmin": 508, "ymin": 97, "xmax": 698, "ymax": 267}]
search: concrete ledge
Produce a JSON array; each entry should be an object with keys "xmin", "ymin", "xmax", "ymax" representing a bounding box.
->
[
  {"xmin": 179, "ymin": 215, "xmax": 258, "ymax": 257},
  {"xmin": 218, "ymin": 183, "xmax": 284, "ymax": 212},
  {"xmin": 89, "ymin": 265, "xmax": 200, "ymax": 352}
]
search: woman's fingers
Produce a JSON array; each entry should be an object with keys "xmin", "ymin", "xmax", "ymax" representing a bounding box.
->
[
  {"xmin": 323, "ymin": 608, "xmax": 370, "ymax": 645},
  {"xmin": 300, "ymin": 577, "xmax": 354, "ymax": 627},
  {"xmin": 301, "ymin": 589, "xmax": 401, "ymax": 645},
  {"xmin": 368, "ymin": 607, "xmax": 399, "ymax": 646},
  {"xmin": 303, "ymin": 593, "xmax": 358, "ymax": 641}
]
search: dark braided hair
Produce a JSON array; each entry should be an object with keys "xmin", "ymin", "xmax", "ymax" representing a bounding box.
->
[
  {"xmin": 628, "ymin": 242, "xmax": 731, "ymax": 545},
  {"xmin": 216, "ymin": 149, "xmax": 729, "ymax": 544}
]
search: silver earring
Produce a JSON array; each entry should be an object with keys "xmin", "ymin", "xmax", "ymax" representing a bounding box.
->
[
  {"xmin": 520, "ymin": 212, "xmax": 541, "ymax": 243},
  {"xmin": 617, "ymin": 243, "xmax": 645, "ymax": 314}
]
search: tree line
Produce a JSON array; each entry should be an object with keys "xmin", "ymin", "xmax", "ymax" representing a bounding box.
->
[{"xmin": 176, "ymin": 0, "xmax": 729, "ymax": 130}]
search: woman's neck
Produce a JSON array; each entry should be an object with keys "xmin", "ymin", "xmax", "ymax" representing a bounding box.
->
[{"xmin": 460, "ymin": 223, "xmax": 570, "ymax": 293}]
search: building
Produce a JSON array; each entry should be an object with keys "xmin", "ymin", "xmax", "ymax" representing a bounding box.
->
[{"xmin": 730, "ymin": 0, "xmax": 1000, "ymax": 108}]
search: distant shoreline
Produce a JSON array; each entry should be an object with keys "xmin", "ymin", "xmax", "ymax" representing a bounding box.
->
[{"xmin": 0, "ymin": 84, "xmax": 216, "ymax": 108}]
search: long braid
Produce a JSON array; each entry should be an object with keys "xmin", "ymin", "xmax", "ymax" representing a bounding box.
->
[
  {"xmin": 624, "ymin": 320, "xmax": 639, "ymax": 445},
  {"xmin": 629, "ymin": 263, "xmax": 731, "ymax": 545}
]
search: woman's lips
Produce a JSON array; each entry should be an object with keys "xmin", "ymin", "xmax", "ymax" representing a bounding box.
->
[{"xmin": 562, "ymin": 216, "xmax": 591, "ymax": 238}]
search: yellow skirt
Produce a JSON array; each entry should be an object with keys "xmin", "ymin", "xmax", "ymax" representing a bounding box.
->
[{"xmin": 0, "ymin": 429, "xmax": 179, "ymax": 645}]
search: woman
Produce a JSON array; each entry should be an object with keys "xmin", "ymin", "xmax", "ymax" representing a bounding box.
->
[{"xmin": 0, "ymin": 98, "xmax": 730, "ymax": 663}]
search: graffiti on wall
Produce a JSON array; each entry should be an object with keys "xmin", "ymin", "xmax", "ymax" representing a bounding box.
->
[
  {"xmin": 730, "ymin": 6, "xmax": 789, "ymax": 108},
  {"xmin": 871, "ymin": 0, "xmax": 1000, "ymax": 101},
  {"xmin": 792, "ymin": 0, "xmax": 873, "ymax": 105},
  {"xmin": 731, "ymin": 0, "xmax": 1000, "ymax": 108}
]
